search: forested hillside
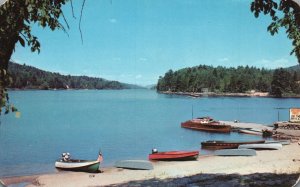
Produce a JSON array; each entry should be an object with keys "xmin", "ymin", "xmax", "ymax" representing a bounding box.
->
[
  {"xmin": 8, "ymin": 62, "xmax": 141, "ymax": 90},
  {"xmin": 157, "ymin": 65, "xmax": 300, "ymax": 97}
]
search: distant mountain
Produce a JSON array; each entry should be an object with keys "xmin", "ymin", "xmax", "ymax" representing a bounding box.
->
[
  {"xmin": 8, "ymin": 62, "xmax": 143, "ymax": 90},
  {"xmin": 145, "ymin": 84, "xmax": 156, "ymax": 89},
  {"xmin": 286, "ymin": 64, "xmax": 300, "ymax": 72}
]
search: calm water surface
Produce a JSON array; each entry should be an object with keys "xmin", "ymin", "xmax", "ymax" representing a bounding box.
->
[{"xmin": 0, "ymin": 89, "xmax": 298, "ymax": 177}]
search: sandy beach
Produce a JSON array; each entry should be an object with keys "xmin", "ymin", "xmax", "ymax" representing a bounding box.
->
[
  {"xmin": 1, "ymin": 121, "xmax": 300, "ymax": 186},
  {"xmin": 1, "ymin": 141, "xmax": 300, "ymax": 186}
]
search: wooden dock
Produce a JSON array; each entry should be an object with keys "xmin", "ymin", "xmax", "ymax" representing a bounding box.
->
[
  {"xmin": 221, "ymin": 121, "xmax": 300, "ymax": 139},
  {"xmin": 220, "ymin": 121, "xmax": 273, "ymax": 131}
]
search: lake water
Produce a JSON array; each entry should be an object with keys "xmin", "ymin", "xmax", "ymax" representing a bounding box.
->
[{"xmin": 0, "ymin": 89, "xmax": 298, "ymax": 177}]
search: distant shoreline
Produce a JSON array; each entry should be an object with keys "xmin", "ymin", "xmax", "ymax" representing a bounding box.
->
[
  {"xmin": 159, "ymin": 91, "xmax": 300, "ymax": 98},
  {"xmin": 6, "ymin": 89, "xmax": 300, "ymax": 98},
  {"xmin": 7, "ymin": 88, "xmax": 141, "ymax": 91}
]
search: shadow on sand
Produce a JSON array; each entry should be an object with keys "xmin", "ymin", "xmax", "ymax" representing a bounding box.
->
[{"xmin": 108, "ymin": 172, "xmax": 300, "ymax": 187}]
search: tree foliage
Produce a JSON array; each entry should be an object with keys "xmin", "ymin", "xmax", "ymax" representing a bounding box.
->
[
  {"xmin": 157, "ymin": 65, "xmax": 300, "ymax": 97},
  {"xmin": 8, "ymin": 62, "xmax": 140, "ymax": 90},
  {"xmin": 270, "ymin": 67, "xmax": 300, "ymax": 96},
  {"xmin": 0, "ymin": 0, "xmax": 67, "ymax": 55},
  {"xmin": 251, "ymin": 0, "xmax": 300, "ymax": 62},
  {"xmin": 0, "ymin": 0, "xmax": 68, "ymax": 113}
]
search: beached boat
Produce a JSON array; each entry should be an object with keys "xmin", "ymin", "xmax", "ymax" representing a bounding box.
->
[
  {"xmin": 214, "ymin": 149, "xmax": 256, "ymax": 156},
  {"xmin": 114, "ymin": 160, "xmax": 153, "ymax": 170},
  {"xmin": 55, "ymin": 160, "xmax": 100, "ymax": 172},
  {"xmin": 238, "ymin": 143, "xmax": 282, "ymax": 150},
  {"xmin": 181, "ymin": 117, "xmax": 231, "ymax": 133},
  {"xmin": 265, "ymin": 140, "xmax": 290, "ymax": 145},
  {"xmin": 149, "ymin": 150, "xmax": 199, "ymax": 161},
  {"xmin": 55, "ymin": 153, "xmax": 102, "ymax": 172},
  {"xmin": 201, "ymin": 140, "xmax": 265, "ymax": 149}
]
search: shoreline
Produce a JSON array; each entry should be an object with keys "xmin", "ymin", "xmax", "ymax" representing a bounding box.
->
[
  {"xmin": 6, "ymin": 89, "xmax": 300, "ymax": 98},
  {"xmin": 2, "ymin": 121, "xmax": 300, "ymax": 186},
  {"xmin": 159, "ymin": 91, "xmax": 300, "ymax": 98},
  {"xmin": 1, "ymin": 143, "xmax": 300, "ymax": 186}
]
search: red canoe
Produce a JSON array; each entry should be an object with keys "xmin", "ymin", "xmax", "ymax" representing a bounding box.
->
[{"xmin": 149, "ymin": 151, "xmax": 199, "ymax": 161}]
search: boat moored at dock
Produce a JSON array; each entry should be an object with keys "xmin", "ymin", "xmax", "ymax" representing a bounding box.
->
[{"xmin": 181, "ymin": 117, "xmax": 231, "ymax": 133}]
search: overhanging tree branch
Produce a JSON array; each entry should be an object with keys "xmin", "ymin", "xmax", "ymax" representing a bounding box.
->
[
  {"xmin": 251, "ymin": 0, "xmax": 300, "ymax": 63},
  {"xmin": 79, "ymin": 0, "xmax": 86, "ymax": 44}
]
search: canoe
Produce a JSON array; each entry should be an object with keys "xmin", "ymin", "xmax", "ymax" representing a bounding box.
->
[
  {"xmin": 238, "ymin": 143, "xmax": 282, "ymax": 150},
  {"xmin": 114, "ymin": 160, "xmax": 153, "ymax": 170},
  {"xmin": 265, "ymin": 140, "xmax": 290, "ymax": 145},
  {"xmin": 201, "ymin": 140, "xmax": 265, "ymax": 149},
  {"xmin": 239, "ymin": 129, "xmax": 263, "ymax": 136},
  {"xmin": 55, "ymin": 159, "xmax": 100, "ymax": 172},
  {"xmin": 149, "ymin": 151, "xmax": 199, "ymax": 161},
  {"xmin": 214, "ymin": 149, "xmax": 256, "ymax": 156},
  {"xmin": 181, "ymin": 117, "xmax": 231, "ymax": 133}
]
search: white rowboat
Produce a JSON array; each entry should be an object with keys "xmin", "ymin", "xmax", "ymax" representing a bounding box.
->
[{"xmin": 55, "ymin": 160, "xmax": 100, "ymax": 172}]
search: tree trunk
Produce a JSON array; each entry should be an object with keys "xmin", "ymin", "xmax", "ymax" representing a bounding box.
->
[
  {"xmin": 0, "ymin": 36, "xmax": 18, "ymax": 70},
  {"xmin": 0, "ymin": 35, "xmax": 18, "ymax": 107}
]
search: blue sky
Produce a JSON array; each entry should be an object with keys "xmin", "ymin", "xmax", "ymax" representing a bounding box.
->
[{"xmin": 12, "ymin": 0, "xmax": 298, "ymax": 86}]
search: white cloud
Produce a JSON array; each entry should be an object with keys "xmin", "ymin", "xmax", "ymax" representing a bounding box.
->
[
  {"xmin": 11, "ymin": 59, "xmax": 25, "ymax": 65},
  {"xmin": 254, "ymin": 59, "xmax": 270, "ymax": 67},
  {"xmin": 274, "ymin": 58, "xmax": 292, "ymax": 67},
  {"xmin": 218, "ymin": 57, "xmax": 229, "ymax": 62},
  {"xmin": 255, "ymin": 58, "xmax": 295, "ymax": 69},
  {"xmin": 139, "ymin": 57, "xmax": 148, "ymax": 62},
  {"xmin": 109, "ymin": 18, "xmax": 117, "ymax": 23},
  {"xmin": 135, "ymin": 74, "xmax": 142, "ymax": 79}
]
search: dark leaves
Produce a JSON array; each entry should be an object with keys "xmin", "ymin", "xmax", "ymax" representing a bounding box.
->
[
  {"xmin": 11, "ymin": 106, "xmax": 18, "ymax": 112},
  {"xmin": 0, "ymin": 0, "xmax": 68, "ymax": 54},
  {"xmin": 273, "ymin": 1, "xmax": 278, "ymax": 9},
  {"xmin": 0, "ymin": 0, "xmax": 69, "ymax": 114},
  {"xmin": 251, "ymin": 0, "xmax": 300, "ymax": 63},
  {"xmin": 18, "ymin": 35, "xmax": 25, "ymax": 47},
  {"xmin": 270, "ymin": 9, "xmax": 275, "ymax": 17}
]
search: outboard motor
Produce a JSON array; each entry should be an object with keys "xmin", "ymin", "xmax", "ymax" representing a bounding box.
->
[
  {"xmin": 152, "ymin": 148, "xmax": 158, "ymax": 154},
  {"xmin": 61, "ymin": 152, "xmax": 66, "ymax": 161},
  {"xmin": 62, "ymin": 152, "xmax": 71, "ymax": 162}
]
